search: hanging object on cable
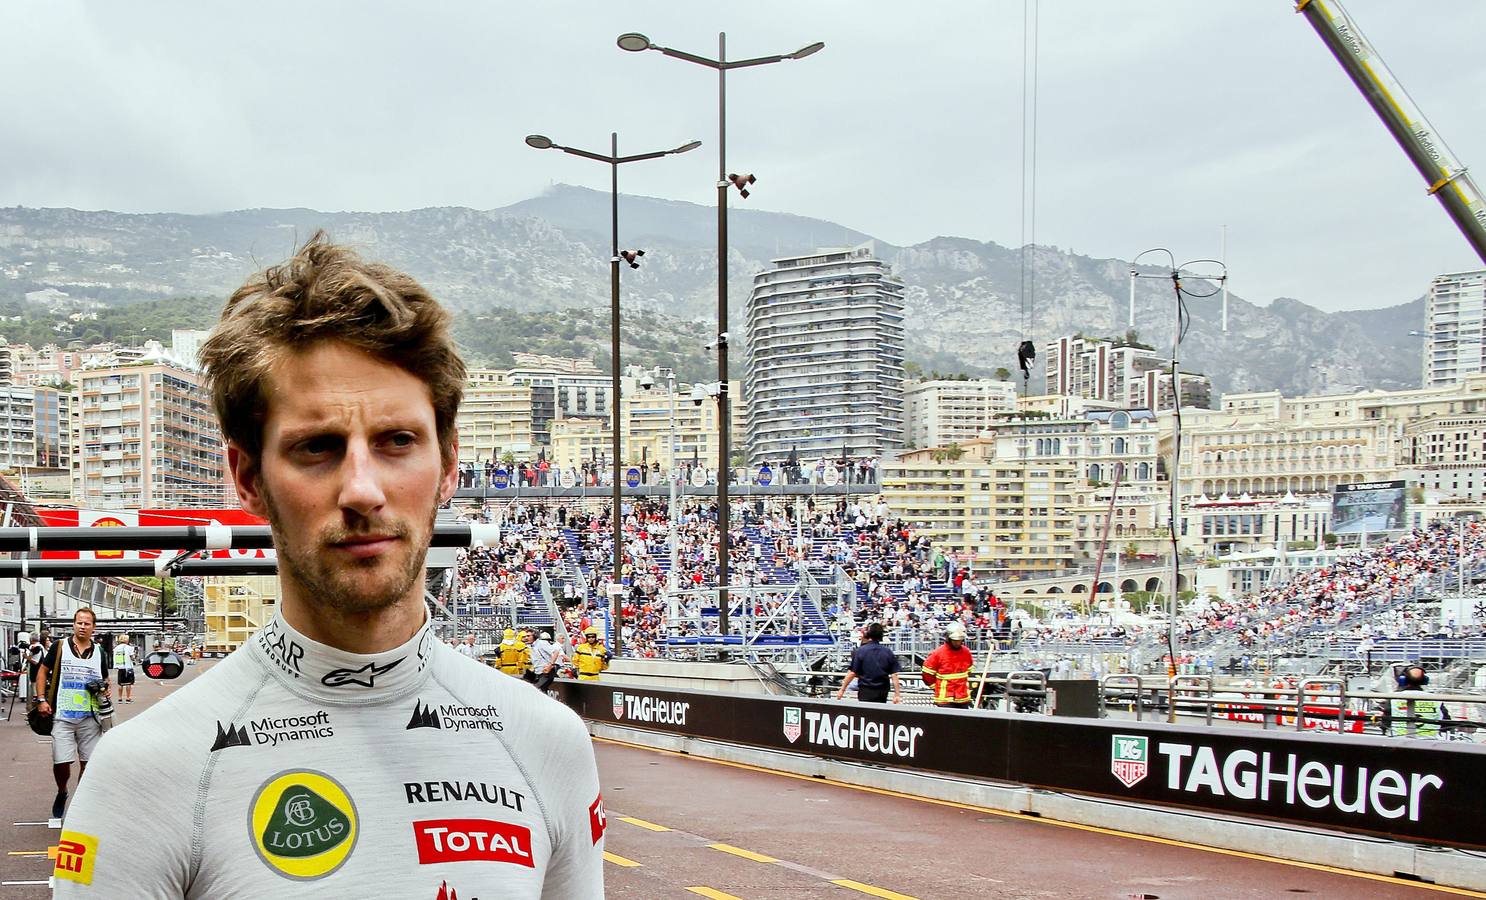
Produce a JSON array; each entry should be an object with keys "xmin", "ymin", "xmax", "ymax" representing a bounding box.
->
[{"xmin": 1017, "ymin": 340, "xmax": 1037, "ymax": 380}]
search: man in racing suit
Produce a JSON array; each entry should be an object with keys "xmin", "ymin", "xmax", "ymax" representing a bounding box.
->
[
  {"xmin": 922, "ymin": 622, "xmax": 975, "ymax": 708},
  {"xmin": 53, "ymin": 234, "xmax": 605, "ymax": 898}
]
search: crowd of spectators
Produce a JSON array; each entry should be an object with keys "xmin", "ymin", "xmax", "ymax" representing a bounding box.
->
[
  {"xmin": 454, "ymin": 455, "xmax": 881, "ymax": 491},
  {"xmin": 449, "ymin": 498, "xmax": 1486, "ymax": 662},
  {"xmin": 1019, "ymin": 520, "xmax": 1486, "ymax": 652}
]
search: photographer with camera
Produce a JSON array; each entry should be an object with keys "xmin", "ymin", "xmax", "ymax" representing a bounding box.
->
[{"xmin": 32, "ymin": 607, "xmax": 110, "ymax": 819}]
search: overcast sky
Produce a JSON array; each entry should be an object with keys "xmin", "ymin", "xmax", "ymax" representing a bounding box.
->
[{"xmin": 4, "ymin": 1, "xmax": 1485, "ymax": 312}]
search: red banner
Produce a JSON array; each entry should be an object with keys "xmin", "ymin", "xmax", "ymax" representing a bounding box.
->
[{"xmin": 34, "ymin": 508, "xmax": 269, "ymax": 560}]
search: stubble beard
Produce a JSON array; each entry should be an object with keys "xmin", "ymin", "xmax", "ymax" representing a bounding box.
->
[{"xmin": 260, "ymin": 481, "xmax": 438, "ymax": 616}]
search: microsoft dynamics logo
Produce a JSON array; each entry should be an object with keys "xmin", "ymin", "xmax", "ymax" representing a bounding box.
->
[
  {"xmin": 211, "ymin": 721, "xmax": 251, "ymax": 751},
  {"xmin": 407, "ymin": 701, "xmax": 441, "ymax": 731}
]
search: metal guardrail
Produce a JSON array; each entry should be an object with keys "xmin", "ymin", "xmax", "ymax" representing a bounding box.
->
[{"xmin": 1099, "ymin": 675, "xmax": 1486, "ymax": 740}]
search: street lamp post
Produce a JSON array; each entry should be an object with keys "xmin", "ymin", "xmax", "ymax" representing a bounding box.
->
[
  {"xmin": 525, "ymin": 132, "xmax": 700, "ymax": 656},
  {"xmin": 617, "ymin": 31, "xmax": 823, "ymax": 644}
]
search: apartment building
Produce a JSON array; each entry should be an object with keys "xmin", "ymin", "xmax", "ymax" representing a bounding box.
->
[
  {"xmin": 76, "ymin": 362, "xmax": 226, "ymax": 509},
  {"xmin": 457, "ymin": 369, "xmax": 534, "ymax": 463},
  {"xmin": 545, "ymin": 376, "xmax": 745, "ymax": 473},
  {"xmin": 745, "ymin": 244, "xmax": 906, "ymax": 462},
  {"xmin": 505, "ymin": 354, "xmax": 611, "ymax": 447},
  {"xmin": 203, "ymin": 576, "xmax": 280, "ymax": 655},
  {"xmin": 881, "ymin": 412, "xmax": 1162, "ymax": 576},
  {"xmin": 1175, "ymin": 398, "xmax": 1397, "ymax": 501},
  {"xmin": 904, "ymin": 378, "xmax": 1017, "ymax": 449},
  {"xmin": 1422, "ymin": 269, "xmax": 1486, "ymax": 387},
  {"xmin": 1044, "ymin": 334, "xmax": 1211, "ymax": 411}
]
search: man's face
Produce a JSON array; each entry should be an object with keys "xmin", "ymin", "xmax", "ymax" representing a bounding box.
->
[
  {"xmin": 73, "ymin": 613, "xmax": 94, "ymax": 642},
  {"xmin": 230, "ymin": 342, "xmax": 457, "ymax": 616}
]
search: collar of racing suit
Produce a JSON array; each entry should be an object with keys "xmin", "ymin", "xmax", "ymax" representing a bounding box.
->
[{"xmin": 249, "ymin": 607, "xmax": 437, "ymax": 704}]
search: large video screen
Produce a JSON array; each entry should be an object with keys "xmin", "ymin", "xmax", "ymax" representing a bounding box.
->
[{"xmin": 1331, "ymin": 480, "xmax": 1407, "ymax": 535}]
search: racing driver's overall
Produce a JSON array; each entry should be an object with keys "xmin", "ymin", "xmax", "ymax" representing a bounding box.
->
[{"xmin": 51, "ymin": 609, "xmax": 605, "ymax": 898}]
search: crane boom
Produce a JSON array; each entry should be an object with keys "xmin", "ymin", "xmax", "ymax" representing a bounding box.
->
[{"xmin": 1296, "ymin": 0, "xmax": 1486, "ymax": 265}]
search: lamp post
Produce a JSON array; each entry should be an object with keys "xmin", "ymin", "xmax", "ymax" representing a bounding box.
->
[
  {"xmin": 617, "ymin": 31, "xmax": 823, "ymax": 644},
  {"xmin": 524, "ymin": 132, "xmax": 701, "ymax": 656}
]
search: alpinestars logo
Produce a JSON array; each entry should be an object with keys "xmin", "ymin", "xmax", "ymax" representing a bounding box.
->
[
  {"xmin": 408, "ymin": 701, "xmax": 441, "ymax": 730},
  {"xmin": 212, "ymin": 722, "xmax": 251, "ymax": 751},
  {"xmin": 321, "ymin": 658, "xmax": 403, "ymax": 688}
]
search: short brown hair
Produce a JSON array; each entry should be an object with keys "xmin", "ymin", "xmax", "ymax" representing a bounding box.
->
[
  {"xmin": 73, "ymin": 607, "xmax": 96, "ymax": 624},
  {"xmin": 199, "ymin": 231, "xmax": 465, "ymax": 461}
]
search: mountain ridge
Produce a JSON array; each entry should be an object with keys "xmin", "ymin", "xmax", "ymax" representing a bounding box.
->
[{"xmin": 0, "ymin": 185, "xmax": 1425, "ymax": 396}]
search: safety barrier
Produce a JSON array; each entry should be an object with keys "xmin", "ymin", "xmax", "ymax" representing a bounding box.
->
[
  {"xmin": 1099, "ymin": 675, "xmax": 1486, "ymax": 738},
  {"xmin": 554, "ymin": 680, "xmax": 1486, "ymax": 848}
]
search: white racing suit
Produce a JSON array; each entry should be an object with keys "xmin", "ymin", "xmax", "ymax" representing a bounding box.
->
[{"xmin": 52, "ymin": 609, "xmax": 605, "ymax": 898}]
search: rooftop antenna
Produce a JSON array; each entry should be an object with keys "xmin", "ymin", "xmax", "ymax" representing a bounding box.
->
[{"xmin": 1129, "ymin": 246, "xmax": 1228, "ymax": 711}]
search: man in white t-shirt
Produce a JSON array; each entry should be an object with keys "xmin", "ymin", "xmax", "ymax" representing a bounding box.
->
[
  {"xmin": 33, "ymin": 607, "xmax": 109, "ymax": 819},
  {"xmin": 113, "ymin": 634, "xmax": 137, "ymax": 703},
  {"xmin": 455, "ymin": 634, "xmax": 476, "ymax": 658}
]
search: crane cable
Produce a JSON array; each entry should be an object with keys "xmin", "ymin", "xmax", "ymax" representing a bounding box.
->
[{"xmin": 1016, "ymin": 0, "xmax": 1040, "ymax": 396}]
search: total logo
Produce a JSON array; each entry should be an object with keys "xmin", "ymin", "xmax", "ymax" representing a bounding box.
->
[
  {"xmin": 782, "ymin": 707, "xmax": 924, "ymax": 759},
  {"xmin": 610, "ymin": 691, "xmax": 689, "ymax": 725},
  {"xmin": 407, "ymin": 699, "xmax": 504, "ymax": 733},
  {"xmin": 589, "ymin": 793, "xmax": 606, "ymax": 845},
  {"xmin": 249, "ymin": 769, "xmax": 359, "ymax": 881},
  {"xmin": 413, "ymin": 818, "xmax": 535, "ymax": 868}
]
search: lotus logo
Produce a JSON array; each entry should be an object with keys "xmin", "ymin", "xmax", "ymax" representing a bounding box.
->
[
  {"xmin": 612, "ymin": 692, "xmax": 625, "ymax": 720},
  {"xmin": 783, "ymin": 707, "xmax": 802, "ymax": 743}
]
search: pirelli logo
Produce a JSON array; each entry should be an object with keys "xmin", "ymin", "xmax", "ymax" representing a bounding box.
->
[{"xmin": 54, "ymin": 831, "xmax": 99, "ymax": 885}]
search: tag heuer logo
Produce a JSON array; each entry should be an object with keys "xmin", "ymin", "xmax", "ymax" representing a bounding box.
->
[
  {"xmin": 612, "ymin": 692, "xmax": 625, "ymax": 720},
  {"xmin": 783, "ymin": 707, "xmax": 802, "ymax": 743},
  {"xmin": 1111, "ymin": 734, "xmax": 1149, "ymax": 788}
]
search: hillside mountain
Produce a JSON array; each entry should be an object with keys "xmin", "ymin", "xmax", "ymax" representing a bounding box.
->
[{"xmin": 0, "ymin": 186, "xmax": 1425, "ymax": 396}]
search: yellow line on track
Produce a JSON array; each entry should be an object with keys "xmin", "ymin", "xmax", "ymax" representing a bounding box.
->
[
  {"xmin": 708, "ymin": 842, "xmax": 777, "ymax": 863},
  {"xmin": 603, "ymin": 851, "xmax": 642, "ymax": 868},
  {"xmin": 592, "ymin": 735, "xmax": 1486, "ymax": 897},
  {"xmin": 618, "ymin": 815, "xmax": 671, "ymax": 832},
  {"xmin": 687, "ymin": 888, "xmax": 746, "ymax": 900},
  {"xmin": 831, "ymin": 880, "xmax": 920, "ymax": 900}
]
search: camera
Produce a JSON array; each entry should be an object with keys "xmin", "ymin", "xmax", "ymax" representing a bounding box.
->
[
  {"xmin": 86, "ymin": 679, "xmax": 114, "ymax": 720},
  {"xmin": 704, "ymin": 332, "xmax": 729, "ymax": 352}
]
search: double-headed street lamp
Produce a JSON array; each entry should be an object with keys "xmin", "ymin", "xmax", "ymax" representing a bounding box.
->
[
  {"xmin": 525, "ymin": 132, "xmax": 701, "ymax": 655},
  {"xmin": 617, "ymin": 31, "xmax": 823, "ymax": 643}
]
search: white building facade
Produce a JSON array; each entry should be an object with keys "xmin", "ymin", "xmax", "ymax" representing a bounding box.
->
[
  {"xmin": 904, "ymin": 378, "xmax": 1017, "ymax": 449},
  {"xmin": 744, "ymin": 244, "xmax": 906, "ymax": 463},
  {"xmin": 1423, "ymin": 269, "xmax": 1486, "ymax": 387}
]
